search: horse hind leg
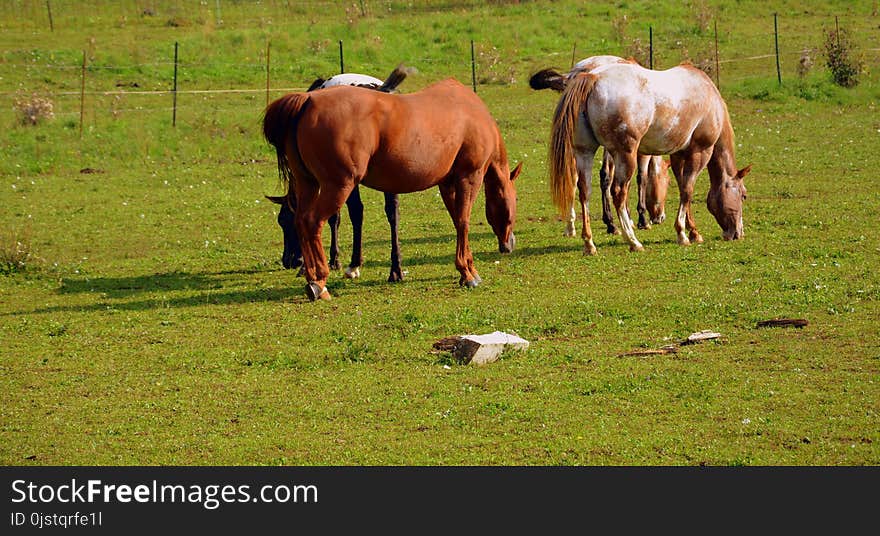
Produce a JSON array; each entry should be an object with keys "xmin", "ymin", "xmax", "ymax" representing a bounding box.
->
[
  {"xmin": 343, "ymin": 185, "xmax": 365, "ymax": 279},
  {"xmin": 384, "ymin": 192, "xmax": 404, "ymax": 282},
  {"xmin": 576, "ymin": 152, "xmax": 598, "ymax": 255},
  {"xmin": 610, "ymin": 150, "xmax": 644, "ymax": 252},
  {"xmin": 328, "ymin": 211, "xmax": 342, "ymax": 271},
  {"xmin": 600, "ymin": 149, "xmax": 620, "ymax": 235}
]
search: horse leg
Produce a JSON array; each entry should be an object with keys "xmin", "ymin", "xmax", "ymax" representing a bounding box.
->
[
  {"xmin": 439, "ymin": 174, "xmax": 481, "ymax": 287},
  {"xmin": 328, "ymin": 211, "xmax": 342, "ymax": 271},
  {"xmin": 343, "ymin": 185, "xmax": 365, "ymax": 279},
  {"xmin": 384, "ymin": 193, "xmax": 404, "ymax": 282},
  {"xmin": 600, "ymin": 149, "xmax": 619, "ymax": 235},
  {"xmin": 564, "ymin": 200, "xmax": 577, "ymax": 237},
  {"xmin": 295, "ymin": 180, "xmax": 354, "ymax": 301},
  {"xmin": 670, "ymin": 149, "xmax": 711, "ymax": 246},
  {"xmin": 576, "ymin": 152, "xmax": 597, "ymax": 255},
  {"xmin": 610, "ymin": 150, "xmax": 644, "ymax": 252},
  {"xmin": 636, "ymin": 154, "xmax": 651, "ymax": 230}
]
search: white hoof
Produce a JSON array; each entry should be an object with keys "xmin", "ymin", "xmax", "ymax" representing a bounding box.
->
[
  {"xmin": 344, "ymin": 266, "xmax": 361, "ymax": 279},
  {"xmin": 563, "ymin": 223, "xmax": 576, "ymax": 237}
]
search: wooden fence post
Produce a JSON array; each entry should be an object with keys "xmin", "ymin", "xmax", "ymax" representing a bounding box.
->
[
  {"xmin": 46, "ymin": 0, "xmax": 54, "ymax": 31},
  {"xmin": 649, "ymin": 26, "xmax": 654, "ymax": 69},
  {"xmin": 172, "ymin": 42, "xmax": 179, "ymax": 127},
  {"xmin": 79, "ymin": 50, "xmax": 86, "ymax": 139},
  {"xmin": 470, "ymin": 39, "xmax": 477, "ymax": 93},
  {"xmin": 714, "ymin": 20, "xmax": 720, "ymax": 89},
  {"xmin": 266, "ymin": 40, "xmax": 270, "ymax": 107},
  {"xmin": 339, "ymin": 40, "xmax": 344, "ymax": 74},
  {"xmin": 774, "ymin": 13, "xmax": 781, "ymax": 85}
]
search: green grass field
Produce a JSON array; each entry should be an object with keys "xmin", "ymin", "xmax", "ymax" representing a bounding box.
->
[{"xmin": 1, "ymin": 0, "xmax": 878, "ymax": 465}]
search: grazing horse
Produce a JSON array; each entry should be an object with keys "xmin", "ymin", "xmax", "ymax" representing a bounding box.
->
[
  {"xmin": 530, "ymin": 55, "xmax": 670, "ymax": 238},
  {"xmin": 549, "ymin": 62, "xmax": 749, "ymax": 254},
  {"xmin": 263, "ymin": 78, "xmax": 520, "ymax": 301},
  {"xmin": 266, "ymin": 65, "xmax": 412, "ymax": 282}
]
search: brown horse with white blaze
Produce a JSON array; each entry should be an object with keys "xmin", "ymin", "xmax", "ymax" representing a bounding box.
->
[
  {"xmin": 549, "ymin": 62, "xmax": 749, "ymax": 254},
  {"xmin": 263, "ymin": 79, "xmax": 520, "ymax": 301}
]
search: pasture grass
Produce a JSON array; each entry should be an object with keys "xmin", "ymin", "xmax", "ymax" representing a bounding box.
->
[{"xmin": 1, "ymin": 0, "xmax": 879, "ymax": 465}]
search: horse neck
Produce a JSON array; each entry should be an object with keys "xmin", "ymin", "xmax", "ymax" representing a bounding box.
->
[{"xmin": 708, "ymin": 116, "xmax": 738, "ymax": 185}]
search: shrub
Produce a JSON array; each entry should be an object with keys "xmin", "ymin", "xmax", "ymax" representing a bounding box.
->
[
  {"xmin": 1, "ymin": 226, "xmax": 38, "ymax": 274},
  {"xmin": 13, "ymin": 93, "xmax": 55, "ymax": 126},
  {"xmin": 823, "ymin": 26, "xmax": 863, "ymax": 88}
]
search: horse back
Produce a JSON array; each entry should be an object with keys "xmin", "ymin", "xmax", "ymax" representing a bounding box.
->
[{"xmin": 298, "ymin": 80, "xmax": 504, "ymax": 194}]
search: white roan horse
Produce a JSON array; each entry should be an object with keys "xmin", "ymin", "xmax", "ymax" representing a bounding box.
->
[
  {"xmin": 549, "ymin": 61, "xmax": 750, "ymax": 254},
  {"xmin": 530, "ymin": 55, "xmax": 670, "ymax": 239}
]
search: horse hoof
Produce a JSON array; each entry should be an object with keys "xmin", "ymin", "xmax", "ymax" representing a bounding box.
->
[
  {"xmin": 464, "ymin": 279, "xmax": 479, "ymax": 288},
  {"xmin": 344, "ymin": 266, "xmax": 361, "ymax": 279},
  {"xmin": 305, "ymin": 282, "xmax": 331, "ymax": 301},
  {"xmin": 690, "ymin": 233, "xmax": 704, "ymax": 244},
  {"xmin": 607, "ymin": 226, "xmax": 620, "ymax": 236},
  {"xmin": 677, "ymin": 235, "xmax": 691, "ymax": 246},
  {"xmin": 629, "ymin": 243, "xmax": 645, "ymax": 252},
  {"xmin": 638, "ymin": 222, "xmax": 651, "ymax": 230},
  {"xmin": 387, "ymin": 271, "xmax": 404, "ymax": 283},
  {"xmin": 329, "ymin": 261, "xmax": 342, "ymax": 271},
  {"xmin": 563, "ymin": 227, "xmax": 576, "ymax": 238},
  {"xmin": 583, "ymin": 244, "xmax": 597, "ymax": 256}
]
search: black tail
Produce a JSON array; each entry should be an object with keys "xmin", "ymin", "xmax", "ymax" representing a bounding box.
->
[
  {"xmin": 529, "ymin": 68, "xmax": 567, "ymax": 92},
  {"xmin": 378, "ymin": 63, "xmax": 416, "ymax": 93}
]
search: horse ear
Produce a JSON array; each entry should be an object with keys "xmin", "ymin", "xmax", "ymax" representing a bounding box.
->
[
  {"xmin": 265, "ymin": 195, "xmax": 286, "ymax": 205},
  {"xmin": 736, "ymin": 164, "xmax": 752, "ymax": 180},
  {"xmin": 509, "ymin": 162, "xmax": 523, "ymax": 181}
]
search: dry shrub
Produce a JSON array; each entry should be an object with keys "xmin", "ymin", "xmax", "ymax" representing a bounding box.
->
[
  {"xmin": 690, "ymin": 0, "xmax": 713, "ymax": 33},
  {"xmin": 14, "ymin": 93, "xmax": 55, "ymax": 126},
  {"xmin": 625, "ymin": 38, "xmax": 649, "ymax": 67},
  {"xmin": 797, "ymin": 48, "xmax": 815, "ymax": 78},
  {"xmin": 611, "ymin": 14, "xmax": 629, "ymax": 42},
  {"xmin": 1, "ymin": 226, "xmax": 38, "ymax": 274}
]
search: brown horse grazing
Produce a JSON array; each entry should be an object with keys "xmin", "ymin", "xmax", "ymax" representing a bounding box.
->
[
  {"xmin": 549, "ymin": 62, "xmax": 750, "ymax": 254},
  {"xmin": 263, "ymin": 78, "xmax": 520, "ymax": 301},
  {"xmin": 530, "ymin": 55, "xmax": 670, "ymax": 236},
  {"xmin": 266, "ymin": 65, "xmax": 412, "ymax": 282}
]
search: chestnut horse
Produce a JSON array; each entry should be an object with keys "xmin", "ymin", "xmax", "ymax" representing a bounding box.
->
[
  {"xmin": 531, "ymin": 55, "xmax": 670, "ymax": 239},
  {"xmin": 549, "ymin": 62, "xmax": 749, "ymax": 254},
  {"xmin": 263, "ymin": 78, "xmax": 520, "ymax": 301},
  {"xmin": 266, "ymin": 65, "xmax": 412, "ymax": 282}
]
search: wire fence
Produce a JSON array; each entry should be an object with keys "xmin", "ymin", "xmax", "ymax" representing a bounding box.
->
[{"xmin": 3, "ymin": 2, "xmax": 879, "ymax": 131}]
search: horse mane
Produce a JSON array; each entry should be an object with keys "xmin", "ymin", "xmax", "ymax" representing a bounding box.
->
[
  {"xmin": 549, "ymin": 73, "xmax": 598, "ymax": 215},
  {"xmin": 529, "ymin": 68, "xmax": 567, "ymax": 91},
  {"xmin": 263, "ymin": 93, "xmax": 312, "ymax": 187},
  {"xmin": 306, "ymin": 78, "xmax": 325, "ymax": 92}
]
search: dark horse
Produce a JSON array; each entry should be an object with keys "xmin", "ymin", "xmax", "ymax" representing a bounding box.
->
[
  {"xmin": 266, "ymin": 65, "xmax": 412, "ymax": 281},
  {"xmin": 263, "ymin": 78, "xmax": 520, "ymax": 301}
]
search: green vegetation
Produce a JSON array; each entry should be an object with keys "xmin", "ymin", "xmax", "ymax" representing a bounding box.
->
[{"xmin": 1, "ymin": 1, "xmax": 878, "ymax": 465}]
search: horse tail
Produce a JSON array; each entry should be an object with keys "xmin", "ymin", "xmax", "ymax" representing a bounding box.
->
[
  {"xmin": 262, "ymin": 93, "xmax": 311, "ymax": 188},
  {"xmin": 378, "ymin": 63, "xmax": 416, "ymax": 93},
  {"xmin": 529, "ymin": 68, "xmax": 567, "ymax": 92},
  {"xmin": 549, "ymin": 72, "xmax": 596, "ymax": 216}
]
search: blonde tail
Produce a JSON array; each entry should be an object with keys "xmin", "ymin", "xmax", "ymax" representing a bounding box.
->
[{"xmin": 548, "ymin": 73, "xmax": 596, "ymax": 217}]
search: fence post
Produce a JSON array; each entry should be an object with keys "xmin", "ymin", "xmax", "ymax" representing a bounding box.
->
[
  {"xmin": 266, "ymin": 40, "xmax": 270, "ymax": 107},
  {"xmin": 714, "ymin": 20, "xmax": 720, "ymax": 89},
  {"xmin": 774, "ymin": 13, "xmax": 781, "ymax": 85},
  {"xmin": 649, "ymin": 26, "xmax": 653, "ymax": 69},
  {"xmin": 172, "ymin": 42, "xmax": 179, "ymax": 127},
  {"xmin": 470, "ymin": 40, "xmax": 477, "ymax": 93},
  {"xmin": 46, "ymin": 0, "xmax": 54, "ymax": 31},
  {"xmin": 79, "ymin": 50, "xmax": 86, "ymax": 139},
  {"xmin": 570, "ymin": 42, "xmax": 577, "ymax": 68},
  {"xmin": 339, "ymin": 40, "xmax": 344, "ymax": 74}
]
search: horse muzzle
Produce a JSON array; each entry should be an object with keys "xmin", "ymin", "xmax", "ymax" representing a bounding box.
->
[{"xmin": 499, "ymin": 232, "xmax": 516, "ymax": 254}]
